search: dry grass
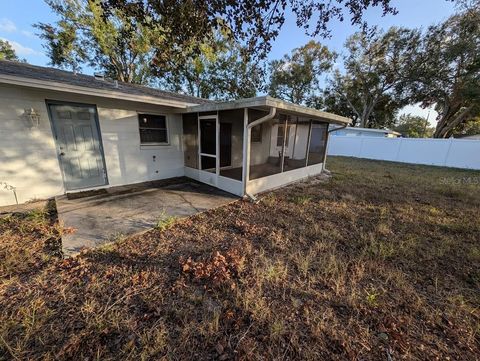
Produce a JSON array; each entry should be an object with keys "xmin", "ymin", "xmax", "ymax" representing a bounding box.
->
[{"xmin": 1, "ymin": 157, "xmax": 479, "ymax": 360}]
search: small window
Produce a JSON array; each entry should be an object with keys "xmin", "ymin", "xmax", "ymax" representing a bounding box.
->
[
  {"xmin": 251, "ymin": 124, "xmax": 262, "ymax": 142},
  {"xmin": 138, "ymin": 114, "xmax": 168, "ymax": 144},
  {"xmin": 277, "ymin": 125, "xmax": 290, "ymax": 147}
]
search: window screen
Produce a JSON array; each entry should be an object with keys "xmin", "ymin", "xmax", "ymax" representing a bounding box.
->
[
  {"xmin": 251, "ymin": 124, "xmax": 262, "ymax": 142},
  {"xmin": 277, "ymin": 125, "xmax": 290, "ymax": 147},
  {"xmin": 138, "ymin": 114, "xmax": 168, "ymax": 144}
]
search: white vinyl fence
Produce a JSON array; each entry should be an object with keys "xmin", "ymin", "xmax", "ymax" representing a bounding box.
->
[{"xmin": 327, "ymin": 136, "xmax": 480, "ymax": 170}]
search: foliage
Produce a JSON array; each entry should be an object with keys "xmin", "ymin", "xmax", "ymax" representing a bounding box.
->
[
  {"xmin": 407, "ymin": 6, "xmax": 480, "ymax": 138},
  {"xmin": 36, "ymin": 0, "xmax": 160, "ymax": 84},
  {"xmin": 267, "ymin": 41, "xmax": 335, "ymax": 105},
  {"xmin": 325, "ymin": 27, "xmax": 420, "ymax": 128},
  {"xmin": 393, "ymin": 114, "xmax": 435, "ymax": 138},
  {"xmin": 101, "ymin": 0, "xmax": 397, "ymax": 61},
  {"xmin": 0, "ymin": 40, "xmax": 24, "ymax": 62},
  {"xmin": 158, "ymin": 36, "xmax": 263, "ymax": 100},
  {"xmin": 453, "ymin": 117, "xmax": 480, "ymax": 137}
]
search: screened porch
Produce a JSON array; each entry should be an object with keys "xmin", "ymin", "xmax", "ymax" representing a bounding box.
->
[{"xmin": 181, "ymin": 97, "xmax": 350, "ymax": 197}]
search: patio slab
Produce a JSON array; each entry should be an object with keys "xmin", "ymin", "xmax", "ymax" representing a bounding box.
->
[{"xmin": 56, "ymin": 179, "xmax": 238, "ymax": 256}]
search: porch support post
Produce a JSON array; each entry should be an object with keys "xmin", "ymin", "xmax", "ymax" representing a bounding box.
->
[
  {"xmin": 322, "ymin": 125, "xmax": 330, "ymax": 170},
  {"xmin": 280, "ymin": 116, "xmax": 288, "ymax": 173},
  {"xmin": 305, "ymin": 120, "xmax": 313, "ymax": 167},
  {"xmin": 242, "ymin": 108, "xmax": 250, "ymax": 194}
]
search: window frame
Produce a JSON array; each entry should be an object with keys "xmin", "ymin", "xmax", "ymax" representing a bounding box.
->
[
  {"xmin": 137, "ymin": 112, "xmax": 170, "ymax": 146},
  {"xmin": 277, "ymin": 125, "xmax": 291, "ymax": 147}
]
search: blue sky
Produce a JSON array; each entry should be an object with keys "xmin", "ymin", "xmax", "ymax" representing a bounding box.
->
[{"xmin": 0, "ymin": 0, "xmax": 457, "ymax": 121}]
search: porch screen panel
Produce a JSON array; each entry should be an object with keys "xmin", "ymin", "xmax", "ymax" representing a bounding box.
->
[
  {"xmin": 182, "ymin": 113, "xmax": 198, "ymax": 169},
  {"xmin": 307, "ymin": 121, "xmax": 329, "ymax": 166},
  {"xmin": 248, "ymin": 115, "xmax": 285, "ymax": 180},
  {"xmin": 218, "ymin": 109, "xmax": 244, "ymax": 181},
  {"xmin": 282, "ymin": 116, "xmax": 310, "ymax": 171}
]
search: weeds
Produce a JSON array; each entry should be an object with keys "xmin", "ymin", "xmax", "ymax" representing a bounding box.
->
[{"xmin": 154, "ymin": 211, "xmax": 177, "ymax": 231}]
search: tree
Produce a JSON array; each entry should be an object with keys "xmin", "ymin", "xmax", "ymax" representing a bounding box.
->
[
  {"xmin": 267, "ymin": 41, "xmax": 336, "ymax": 105},
  {"xmin": 408, "ymin": 7, "xmax": 480, "ymax": 138},
  {"xmin": 0, "ymin": 40, "xmax": 23, "ymax": 61},
  {"xmin": 101, "ymin": 0, "xmax": 398, "ymax": 62},
  {"xmin": 158, "ymin": 37, "xmax": 263, "ymax": 100},
  {"xmin": 394, "ymin": 114, "xmax": 435, "ymax": 138},
  {"xmin": 453, "ymin": 117, "xmax": 480, "ymax": 137},
  {"xmin": 326, "ymin": 27, "xmax": 420, "ymax": 128},
  {"xmin": 36, "ymin": 0, "xmax": 160, "ymax": 84}
]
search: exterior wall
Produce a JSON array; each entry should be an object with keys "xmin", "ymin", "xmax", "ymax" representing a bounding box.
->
[
  {"xmin": 219, "ymin": 109, "xmax": 244, "ymax": 169},
  {"xmin": 328, "ymin": 136, "xmax": 480, "ymax": 170},
  {"xmin": 0, "ymin": 83, "xmax": 185, "ymax": 206},
  {"xmin": 250, "ymin": 119, "xmax": 273, "ymax": 165}
]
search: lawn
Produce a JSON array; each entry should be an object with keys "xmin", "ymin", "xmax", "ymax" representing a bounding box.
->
[{"xmin": 1, "ymin": 157, "xmax": 479, "ymax": 360}]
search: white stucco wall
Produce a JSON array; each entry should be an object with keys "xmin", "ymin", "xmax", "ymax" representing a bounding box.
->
[{"xmin": 0, "ymin": 83, "xmax": 185, "ymax": 206}]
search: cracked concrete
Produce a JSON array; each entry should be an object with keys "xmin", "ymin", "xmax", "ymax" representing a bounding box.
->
[{"xmin": 56, "ymin": 180, "xmax": 238, "ymax": 256}]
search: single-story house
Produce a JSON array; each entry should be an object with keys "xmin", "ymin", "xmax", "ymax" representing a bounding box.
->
[
  {"xmin": 0, "ymin": 60, "xmax": 350, "ymax": 207},
  {"xmin": 330, "ymin": 125, "xmax": 401, "ymax": 138}
]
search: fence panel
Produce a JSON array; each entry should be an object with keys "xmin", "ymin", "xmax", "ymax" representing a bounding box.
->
[{"xmin": 327, "ymin": 136, "xmax": 480, "ymax": 170}]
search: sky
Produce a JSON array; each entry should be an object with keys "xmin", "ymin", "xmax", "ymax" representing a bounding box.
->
[{"xmin": 0, "ymin": 0, "xmax": 458, "ymax": 123}]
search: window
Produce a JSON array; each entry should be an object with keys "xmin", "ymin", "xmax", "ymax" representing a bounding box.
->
[
  {"xmin": 251, "ymin": 124, "xmax": 262, "ymax": 142},
  {"xmin": 138, "ymin": 113, "xmax": 168, "ymax": 144},
  {"xmin": 277, "ymin": 125, "xmax": 290, "ymax": 147}
]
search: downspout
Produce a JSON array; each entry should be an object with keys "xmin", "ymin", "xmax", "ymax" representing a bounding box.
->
[{"xmin": 243, "ymin": 107, "xmax": 277, "ymax": 200}]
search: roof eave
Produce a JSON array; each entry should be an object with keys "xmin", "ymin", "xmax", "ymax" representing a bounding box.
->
[
  {"xmin": 185, "ymin": 95, "xmax": 351, "ymax": 125},
  {"xmin": 0, "ymin": 74, "xmax": 200, "ymax": 108}
]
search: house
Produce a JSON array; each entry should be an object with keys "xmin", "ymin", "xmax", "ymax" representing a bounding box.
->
[
  {"xmin": 330, "ymin": 125, "xmax": 401, "ymax": 138},
  {"xmin": 458, "ymin": 134, "xmax": 480, "ymax": 140},
  {"xmin": 0, "ymin": 60, "xmax": 350, "ymax": 207}
]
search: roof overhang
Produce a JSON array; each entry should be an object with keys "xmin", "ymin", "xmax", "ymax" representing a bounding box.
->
[
  {"xmin": 185, "ymin": 96, "xmax": 351, "ymax": 125},
  {"xmin": 0, "ymin": 74, "xmax": 199, "ymax": 109}
]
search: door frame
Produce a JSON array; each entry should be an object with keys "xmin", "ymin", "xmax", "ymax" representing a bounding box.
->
[
  {"xmin": 197, "ymin": 114, "xmax": 219, "ymax": 186},
  {"xmin": 46, "ymin": 100, "xmax": 109, "ymax": 191}
]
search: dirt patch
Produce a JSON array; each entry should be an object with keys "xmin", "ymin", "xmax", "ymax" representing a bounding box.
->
[{"xmin": 0, "ymin": 157, "xmax": 479, "ymax": 360}]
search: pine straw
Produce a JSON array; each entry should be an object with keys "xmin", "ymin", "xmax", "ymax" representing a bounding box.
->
[{"xmin": 0, "ymin": 157, "xmax": 479, "ymax": 360}]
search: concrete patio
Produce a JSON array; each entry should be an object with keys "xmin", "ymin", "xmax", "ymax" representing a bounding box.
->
[{"xmin": 56, "ymin": 178, "xmax": 238, "ymax": 256}]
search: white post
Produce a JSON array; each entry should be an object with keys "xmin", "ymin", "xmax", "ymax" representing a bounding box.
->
[
  {"xmin": 215, "ymin": 111, "xmax": 220, "ymax": 182},
  {"xmin": 242, "ymin": 108, "xmax": 250, "ymax": 195}
]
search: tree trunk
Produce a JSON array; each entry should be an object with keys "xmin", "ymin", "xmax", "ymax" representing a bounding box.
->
[{"xmin": 434, "ymin": 105, "xmax": 474, "ymax": 138}]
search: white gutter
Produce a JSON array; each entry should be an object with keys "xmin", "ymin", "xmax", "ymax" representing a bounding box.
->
[{"xmin": 242, "ymin": 107, "xmax": 277, "ymax": 198}]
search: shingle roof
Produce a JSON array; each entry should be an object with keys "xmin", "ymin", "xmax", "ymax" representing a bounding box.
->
[{"xmin": 0, "ymin": 60, "xmax": 211, "ymax": 105}]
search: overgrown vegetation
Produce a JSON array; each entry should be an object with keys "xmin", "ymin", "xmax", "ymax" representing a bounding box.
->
[{"xmin": 1, "ymin": 157, "xmax": 479, "ymax": 360}]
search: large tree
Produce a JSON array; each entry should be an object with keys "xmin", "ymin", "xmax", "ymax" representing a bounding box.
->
[
  {"xmin": 36, "ymin": 0, "xmax": 161, "ymax": 84},
  {"xmin": 325, "ymin": 27, "xmax": 420, "ymax": 128},
  {"xmin": 408, "ymin": 7, "xmax": 480, "ymax": 138},
  {"xmin": 0, "ymin": 40, "xmax": 23, "ymax": 62},
  {"xmin": 158, "ymin": 36, "xmax": 263, "ymax": 100},
  {"xmin": 267, "ymin": 40, "xmax": 336, "ymax": 105},
  {"xmin": 101, "ymin": 0, "xmax": 398, "ymax": 63}
]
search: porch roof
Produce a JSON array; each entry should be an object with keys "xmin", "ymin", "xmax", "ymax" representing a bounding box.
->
[{"xmin": 185, "ymin": 96, "xmax": 351, "ymax": 125}]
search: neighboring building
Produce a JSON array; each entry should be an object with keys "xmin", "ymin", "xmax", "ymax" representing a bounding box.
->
[
  {"xmin": 459, "ymin": 135, "xmax": 480, "ymax": 140},
  {"xmin": 330, "ymin": 125, "xmax": 401, "ymax": 138},
  {"xmin": 0, "ymin": 60, "xmax": 350, "ymax": 206}
]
